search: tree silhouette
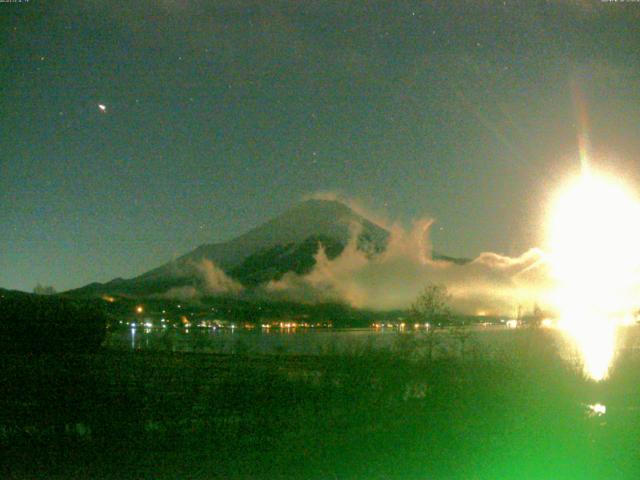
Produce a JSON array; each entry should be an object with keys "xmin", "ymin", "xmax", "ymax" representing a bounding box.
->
[
  {"xmin": 409, "ymin": 284, "xmax": 451, "ymax": 362},
  {"xmin": 33, "ymin": 284, "xmax": 57, "ymax": 295},
  {"xmin": 409, "ymin": 284, "xmax": 451, "ymax": 326}
]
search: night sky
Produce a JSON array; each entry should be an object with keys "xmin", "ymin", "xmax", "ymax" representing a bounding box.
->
[{"xmin": 2, "ymin": 1, "xmax": 640, "ymax": 292}]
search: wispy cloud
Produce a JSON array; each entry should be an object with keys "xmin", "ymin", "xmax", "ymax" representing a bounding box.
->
[{"xmin": 265, "ymin": 219, "xmax": 552, "ymax": 316}]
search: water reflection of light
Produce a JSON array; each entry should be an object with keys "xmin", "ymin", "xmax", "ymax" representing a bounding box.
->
[
  {"xmin": 559, "ymin": 313, "xmax": 617, "ymax": 382},
  {"xmin": 549, "ymin": 171, "xmax": 640, "ymax": 380},
  {"xmin": 130, "ymin": 326, "xmax": 136, "ymax": 349},
  {"xmin": 587, "ymin": 403, "xmax": 606, "ymax": 417}
]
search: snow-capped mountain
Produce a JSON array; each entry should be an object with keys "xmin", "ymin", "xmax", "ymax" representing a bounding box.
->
[{"xmin": 70, "ymin": 199, "xmax": 395, "ymax": 296}]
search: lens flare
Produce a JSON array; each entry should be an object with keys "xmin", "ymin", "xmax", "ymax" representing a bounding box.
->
[{"xmin": 549, "ymin": 171, "xmax": 640, "ymax": 380}]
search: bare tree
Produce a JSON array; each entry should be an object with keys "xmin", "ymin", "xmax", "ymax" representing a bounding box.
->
[
  {"xmin": 409, "ymin": 284, "xmax": 451, "ymax": 326},
  {"xmin": 409, "ymin": 284, "xmax": 451, "ymax": 362}
]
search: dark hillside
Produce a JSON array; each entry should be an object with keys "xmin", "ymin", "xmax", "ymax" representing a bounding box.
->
[{"xmin": 0, "ymin": 289, "xmax": 107, "ymax": 353}]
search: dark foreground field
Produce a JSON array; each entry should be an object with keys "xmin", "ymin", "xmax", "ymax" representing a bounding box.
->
[{"xmin": 2, "ymin": 329, "xmax": 640, "ymax": 479}]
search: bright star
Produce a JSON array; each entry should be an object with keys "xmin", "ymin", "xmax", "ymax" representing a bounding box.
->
[{"xmin": 98, "ymin": 104, "xmax": 107, "ymax": 112}]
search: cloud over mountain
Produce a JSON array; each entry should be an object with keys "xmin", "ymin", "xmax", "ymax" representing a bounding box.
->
[
  {"xmin": 265, "ymin": 218, "xmax": 551, "ymax": 315},
  {"xmin": 70, "ymin": 198, "xmax": 554, "ymax": 315}
]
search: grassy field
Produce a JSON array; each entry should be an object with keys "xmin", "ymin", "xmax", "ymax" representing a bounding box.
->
[{"xmin": 2, "ymin": 328, "xmax": 640, "ymax": 479}]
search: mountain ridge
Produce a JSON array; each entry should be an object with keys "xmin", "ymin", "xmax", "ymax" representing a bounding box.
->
[{"xmin": 68, "ymin": 199, "xmax": 468, "ymax": 297}]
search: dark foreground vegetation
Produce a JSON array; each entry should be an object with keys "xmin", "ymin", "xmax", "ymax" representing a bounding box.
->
[
  {"xmin": 2, "ymin": 329, "xmax": 640, "ymax": 479},
  {"xmin": 0, "ymin": 290, "xmax": 107, "ymax": 353}
]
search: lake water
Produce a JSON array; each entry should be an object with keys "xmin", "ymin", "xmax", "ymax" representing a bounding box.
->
[
  {"xmin": 103, "ymin": 323, "xmax": 640, "ymax": 381},
  {"xmin": 107, "ymin": 325, "xmax": 408, "ymax": 355},
  {"xmin": 101, "ymin": 324, "xmax": 600, "ymax": 354}
]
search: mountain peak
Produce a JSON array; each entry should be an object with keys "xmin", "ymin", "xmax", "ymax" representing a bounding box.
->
[
  {"xmin": 218, "ymin": 198, "xmax": 387, "ymax": 264},
  {"xmin": 293, "ymin": 198, "xmax": 355, "ymax": 214},
  {"xmin": 66, "ymin": 198, "xmax": 468, "ymax": 298},
  {"xmin": 70, "ymin": 198, "xmax": 391, "ymax": 295}
]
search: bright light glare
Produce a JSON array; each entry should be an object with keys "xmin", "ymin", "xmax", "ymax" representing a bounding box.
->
[{"xmin": 549, "ymin": 172, "xmax": 640, "ymax": 380}]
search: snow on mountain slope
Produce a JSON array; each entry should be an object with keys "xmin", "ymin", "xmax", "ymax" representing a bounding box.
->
[{"xmin": 71, "ymin": 200, "xmax": 391, "ymax": 295}]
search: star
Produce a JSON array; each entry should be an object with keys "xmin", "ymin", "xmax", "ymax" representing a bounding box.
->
[{"xmin": 98, "ymin": 104, "xmax": 107, "ymax": 112}]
